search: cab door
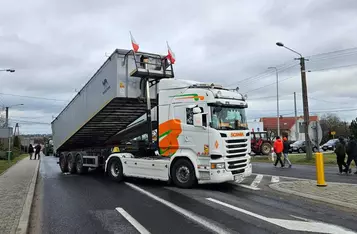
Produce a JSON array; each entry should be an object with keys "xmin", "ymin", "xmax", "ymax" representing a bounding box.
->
[{"xmin": 173, "ymin": 104, "xmax": 209, "ymax": 157}]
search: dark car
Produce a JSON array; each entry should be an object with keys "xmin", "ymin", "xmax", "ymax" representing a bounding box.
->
[
  {"xmin": 321, "ymin": 139, "xmax": 339, "ymax": 151},
  {"xmin": 289, "ymin": 140, "xmax": 319, "ymax": 153}
]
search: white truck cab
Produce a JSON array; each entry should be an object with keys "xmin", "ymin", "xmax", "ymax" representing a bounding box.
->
[{"xmin": 106, "ymin": 79, "xmax": 252, "ymax": 188}]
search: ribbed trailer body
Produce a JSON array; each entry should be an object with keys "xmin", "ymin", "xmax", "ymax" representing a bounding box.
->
[{"xmin": 51, "ymin": 49, "xmax": 173, "ymax": 152}]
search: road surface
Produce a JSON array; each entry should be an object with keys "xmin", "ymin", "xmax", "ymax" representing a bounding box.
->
[
  {"xmin": 30, "ymin": 156, "xmax": 357, "ymax": 234},
  {"xmin": 253, "ymin": 162, "xmax": 357, "ymax": 184}
]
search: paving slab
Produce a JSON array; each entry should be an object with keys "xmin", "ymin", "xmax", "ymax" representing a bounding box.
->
[
  {"xmin": 0, "ymin": 156, "xmax": 39, "ymax": 234},
  {"xmin": 270, "ymin": 180, "xmax": 357, "ymax": 210}
]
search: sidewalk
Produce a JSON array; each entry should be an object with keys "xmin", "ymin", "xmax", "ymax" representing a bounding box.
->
[
  {"xmin": 0, "ymin": 156, "xmax": 39, "ymax": 234},
  {"xmin": 270, "ymin": 180, "xmax": 357, "ymax": 210}
]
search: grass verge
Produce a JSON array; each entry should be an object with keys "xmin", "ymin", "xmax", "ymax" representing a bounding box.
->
[
  {"xmin": 0, "ymin": 154, "xmax": 28, "ymax": 175},
  {"xmin": 252, "ymin": 152, "xmax": 356, "ymax": 166}
]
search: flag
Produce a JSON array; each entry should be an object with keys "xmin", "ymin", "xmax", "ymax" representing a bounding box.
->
[
  {"xmin": 166, "ymin": 41, "xmax": 176, "ymax": 64},
  {"xmin": 130, "ymin": 31, "xmax": 139, "ymax": 52}
]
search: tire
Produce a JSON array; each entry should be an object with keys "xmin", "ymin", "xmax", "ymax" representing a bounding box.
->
[
  {"xmin": 261, "ymin": 142, "xmax": 272, "ymax": 155},
  {"xmin": 59, "ymin": 153, "xmax": 68, "ymax": 173},
  {"xmin": 67, "ymin": 154, "xmax": 77, "ymax": 174},
  {"xmin": 76, "ymin": 154, "xmax": 88, "ymax": 175},
  {"xmin": 298, "ymin": 148, "xmax": 304, "ymax": 154},
  {"xmin": 171, "ymin": 158, "xmax": 196, "ymax": 189},
  {"xmin": 108, "ymin": 157, "xmax": 124, "ymax": 182}
]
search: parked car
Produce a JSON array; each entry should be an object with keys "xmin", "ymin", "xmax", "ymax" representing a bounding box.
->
[
  {"xmin": 320, "ymin": 139, "xmax": 339, "ymax": 151},
  {"xmin": 289, "ymin": 140, "xmax": 319, "ymax": 153}
]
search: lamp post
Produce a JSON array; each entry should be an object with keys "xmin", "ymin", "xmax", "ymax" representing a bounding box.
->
[
  {"xmin": 276, "ymin": 42, "xmax": 312, "ymax": 160},
  {"xmin": 5, "ymin": 104, "xmax": 24, "ymax": 163},
  {"xmin": 268, "ymin": 66, "xmax": 280, "ymax": 137}
]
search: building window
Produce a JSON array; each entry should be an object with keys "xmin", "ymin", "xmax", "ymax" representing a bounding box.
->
[{"xmin": 299, "ymin": 122, "xmax": 305, "ymax": 133}]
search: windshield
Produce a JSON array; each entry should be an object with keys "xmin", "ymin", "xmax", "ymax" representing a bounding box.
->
[
  {"xmin": 210, "ymin": 105, "xmax": 248, "ymax": 130},
  {"xmin": 326, "ymin": 139, "xmax": 338, "ymax": 144}
]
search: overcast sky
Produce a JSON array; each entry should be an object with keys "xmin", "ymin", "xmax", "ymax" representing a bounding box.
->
[{"xmin": 1, "ymin": 0, "xmax": 357, "ymax": 134}]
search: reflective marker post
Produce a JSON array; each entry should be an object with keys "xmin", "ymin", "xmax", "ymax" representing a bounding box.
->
[{"xmin": 315, "ymin": 152, "xmax": 327, "ymax": 187}]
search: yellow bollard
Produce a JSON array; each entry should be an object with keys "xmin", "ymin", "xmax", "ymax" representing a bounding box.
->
[{"xmin": 315, "ymin": 152, "xmax": 327, "ymax": 187}]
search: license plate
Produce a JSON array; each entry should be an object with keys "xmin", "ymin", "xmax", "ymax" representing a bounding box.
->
[{"xmin": 234, "ymin": 175, "xmax": 240, "ymax": 180}]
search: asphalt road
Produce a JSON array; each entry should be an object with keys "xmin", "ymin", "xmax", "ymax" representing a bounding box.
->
[
  {"xmin": 30, "ymin": 156, "xmax": 357, "ymax": 234},
  {"xmin": 253, "ymin": 162, "xmax": 357, "ymax": 184}
]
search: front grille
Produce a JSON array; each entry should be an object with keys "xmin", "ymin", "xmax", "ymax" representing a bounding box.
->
[
  {"xmin": 227, "ymin": 159, "xmax": 247, "ymax": 170},
  {"xmin": 232, "ymin": 169, "xmax": 245, "ymax": 174},
  {"xmin": 225, "ymin": 138, "xmax": 248, "ymax": 160}
]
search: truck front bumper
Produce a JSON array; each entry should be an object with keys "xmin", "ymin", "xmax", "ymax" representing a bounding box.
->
[{"xmin": 198, "ymin": 163, "xmax": 252, "ymax": 184}]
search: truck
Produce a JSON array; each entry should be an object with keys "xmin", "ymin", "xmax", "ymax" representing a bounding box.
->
[{"xmin": 51, "ymin": 48, "xmax": 252, "ymax": 188}]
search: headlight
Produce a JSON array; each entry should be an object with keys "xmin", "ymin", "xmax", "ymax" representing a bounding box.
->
[{"xmin": 211, "ymin": 163, "xmax": 225, "ymax": 169}]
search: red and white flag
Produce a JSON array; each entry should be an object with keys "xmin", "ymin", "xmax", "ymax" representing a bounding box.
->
[
  {"xmin": 166, "ymin": 41, "xmax": 176, "ymax": 64},
  {"xmin": 130, "ymin": 31, "xmax": 139, "ymax": 52}
]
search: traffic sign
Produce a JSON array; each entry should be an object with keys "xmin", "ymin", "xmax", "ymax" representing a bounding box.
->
[
  {"xmin": 308, "ymin": 121, "xmax": 323, "ymax": 146},
  {"xmin": 331, "ymin": 131, "xmax": 336, "ymax": 136}
]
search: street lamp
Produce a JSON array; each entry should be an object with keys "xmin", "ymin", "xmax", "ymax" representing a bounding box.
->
[
  {"xmin": 268, "ymin": 66, "xmax": 280, "ymax": 137},
  {"xmin": 0, "ymin": 69, "xmax": 15, "ymax": 73},
  {"xmin": 4, "ymin": 104, "xmax": 24, "ymax": 164},
  {"xmin": 276, "ymin": 41, "xmax": 312, "ymax": 160}
]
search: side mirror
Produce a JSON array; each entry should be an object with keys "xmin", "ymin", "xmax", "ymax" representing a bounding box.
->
[
  {"xmin": 192, "ymin": 107, "xmax": 201, "ymax": 114},
  {"xmin": 194, "ymin": 113, "xmax": 207, "ymax": 127},
  {"xmin": 193, "ymin": 114, "xmax": 203, "ymax": 127}
]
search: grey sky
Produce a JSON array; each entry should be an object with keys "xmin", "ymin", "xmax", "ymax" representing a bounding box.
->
[{"xmin": 1, "ymin": 0, "xmax": 357, "ymax": 134}]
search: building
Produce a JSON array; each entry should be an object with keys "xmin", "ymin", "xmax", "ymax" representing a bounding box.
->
[{"xmin": 260, "ymin": 115, "xmax": 319, "ymax": 141}]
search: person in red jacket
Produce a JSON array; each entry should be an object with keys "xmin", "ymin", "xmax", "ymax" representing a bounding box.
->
[{"xmin": 273, "ymin": 136, "xmax": 284, "ymax": 167}]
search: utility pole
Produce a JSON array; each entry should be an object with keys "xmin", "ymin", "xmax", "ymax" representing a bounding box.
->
[
  {"xmin": 269, "ymin": 67, "xmax": 280, "ymax": 137},
  {"xmin": 5, "ymin": 107, "xmax": 8, "ymax": 127},
  {"xmin": 294, "ymin": 92, "xmax": 298, "ymax": 141},
  {"xmin": 276, "ymin": 42, "xmax": 312, "ymax": 160},
  {"xmin": 298, "ymin": 57, "xmax": 313, "ymax": 160}
]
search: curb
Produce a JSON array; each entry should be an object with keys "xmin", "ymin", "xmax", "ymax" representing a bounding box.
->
[
  {"xmin": 16, "ymin": 159, "xmax": 40, "ymax": 234},
  {"xmin": 269, "ymin": 182, "xmax": 357, "ymax": 211}
]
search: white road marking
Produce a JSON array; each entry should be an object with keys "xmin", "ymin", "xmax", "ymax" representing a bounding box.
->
[
  {"xmin": 115, "ymin": 207, "xmax": 150, "ymax": 234},
  {"xmin": 271, "ymin": 176, "xmax": 280, "ymax": 183},
  {"xmin": 252, "ymin": 173, "xmax": 308, "ymax": 181},
  {"xmin": 235, "ymin": 184, "xmax": 261, "ymax": 191},
  {"xmin": 206, "ymin": 198, "xmax": 357, "ymax": 234},
  {"xmin": 250, "ymin": 174, "xmax": 263, "ymax": 188},
  {"xmin": 125, "ymin": 182, "xmax": 230, "ymax": 234}
]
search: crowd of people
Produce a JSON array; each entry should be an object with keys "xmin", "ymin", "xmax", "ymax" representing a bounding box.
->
[
  {"xmin": 273, "ymin": 136, "xmax": 292, "ymax": 168},
  {"xmin": 272, "ymin": 134, "xmax": 357, "ymax": 174},
  {"xmin": 334, "ymin": 136, "xmax": 357, "ymax": 175},
  {"xmin": 28, "ymin": 143, "xmax": 42, "ymax": 160}
]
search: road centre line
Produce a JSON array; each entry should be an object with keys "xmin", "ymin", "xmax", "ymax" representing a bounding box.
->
[
  {"xmin": 206, "ymin": 198, "xmax": 356, "ymax": 234},
  {"xmin": 125, "ymin": 182, "xmax": 230, "ymax": 234},
  {"xmin": 116, "ymin": 207, "xmax": 150, "ymax": 234}
]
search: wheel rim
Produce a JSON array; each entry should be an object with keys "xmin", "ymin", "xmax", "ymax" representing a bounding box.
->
[
  {"xmin": 68, "ymin": 156, "xmax": 72, "ymax": 169},
  {"xmin": 60, "ymin": 157, "xmax": 65, "ymax": 169},
  {"xmin": 262, "ymin": 145, "xmax": 269, "ymax": 153},
  {"xmin": 176, "ymin": 166, "xmax": 190, "ymax": 183},
  {"xmin": 76, "ymin": 156, "xmax": 82, "ymax": 171},
  {"xmin": 110, "ymin": 161, "xmax": 120, "ymax": 177}
]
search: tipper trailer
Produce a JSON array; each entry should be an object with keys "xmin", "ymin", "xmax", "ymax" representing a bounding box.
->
[{"xmin": 52, "ymin": 48, "xmax": 252, "ymax": 188}]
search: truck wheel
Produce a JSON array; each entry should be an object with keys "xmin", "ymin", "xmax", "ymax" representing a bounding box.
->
[
  {"xmin": 261, "ymin": 143, "xmax": 271, "ymax": 155},
  {"xmin": 171, "ymin": 158, "xmax": 196, "ymax": 189},
  {"xmin": 76, "ymin": 154, "xmax": 88, "ymax": 174},
  {"xmin": 67, "ymin": 154, "xmax": 77, "ymax": 174},
  {"xmin": 59, "ymin": 153, "xmax": 68, "ymax": 173},
  {"xmin": 108, "ymin": 158, "xmax": 123, "ymax": 182}
]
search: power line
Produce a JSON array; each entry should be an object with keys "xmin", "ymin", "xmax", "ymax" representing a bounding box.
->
[
  {"xmin": 0, "ymin": 92, "xmax": 69, "ymax": 102},
  {"xmin": 308, "ymin": 63, "xmax": 357, "ymax": 72},
  {"xmin": 243, "ymin": 76, "xmax": 297, "ymax": 94}
]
